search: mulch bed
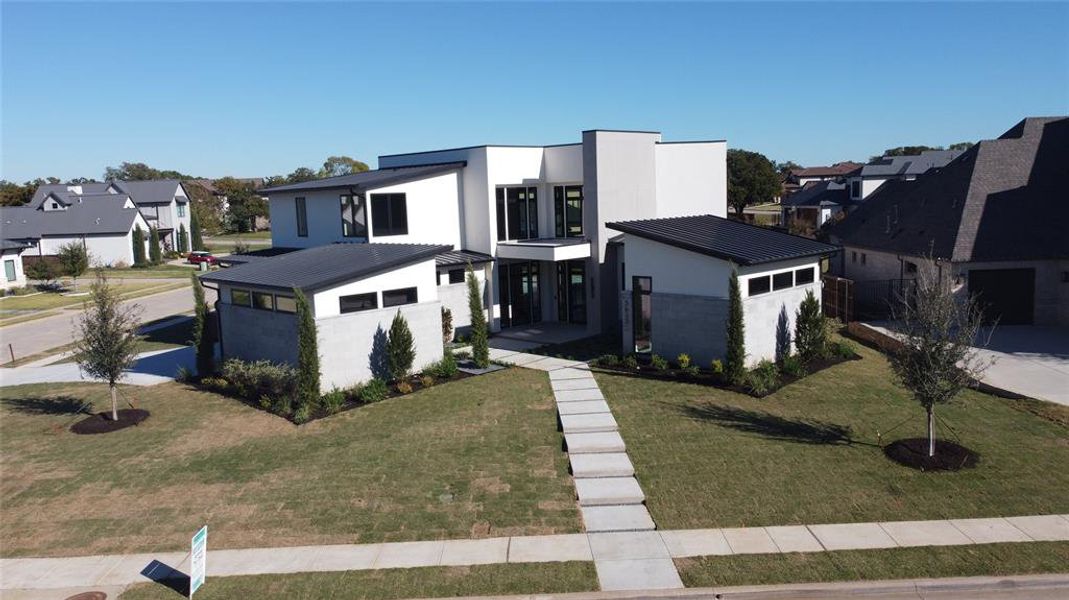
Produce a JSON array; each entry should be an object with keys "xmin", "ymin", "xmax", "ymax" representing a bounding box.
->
[
  {"xmin": 592, "ymin": 353, "xmax": 858, "ymax": 398},
  {"xmin": 70, "ymin": 409, "xmax": 150, "ymax": 435},
  {"xmin": 884, "ymin": 437, "xmax": 981, "ymax": 471}
]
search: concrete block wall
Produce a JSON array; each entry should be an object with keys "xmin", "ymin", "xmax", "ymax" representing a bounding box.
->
[
  {"xmin": 620, "ymin": 291, "xmax": 729, "ymax": 367},
  {"xmin": 218, "ymin": 303, "xmax": 299, "ymax": 367}
]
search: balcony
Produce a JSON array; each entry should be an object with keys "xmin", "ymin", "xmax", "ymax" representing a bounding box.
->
[{"xmin": 495, "ymin": 237, "xmax": 591, "ymax": 262}]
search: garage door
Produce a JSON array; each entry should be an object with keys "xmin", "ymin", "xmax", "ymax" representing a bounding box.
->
[{"xmin": 968, "ymin": 268, "xmax": 1035, "ymax": 325}]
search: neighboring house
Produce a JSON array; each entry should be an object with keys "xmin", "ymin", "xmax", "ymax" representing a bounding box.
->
[
  {"xmin": 780, "ymin": 180, "xmax": 851, "ymax": 229},
  {"xmin": 1, "ymin": 239, "xmax": 32, "ymax": 291},
  {"xmin": 829, "ymin": 116, "xmax": 1069, "ymax": 326},
  {"xmin": 607, "ymin": 215, "xmax": 838, "ymax": 367},
  {"xmin": 0, "ymin": 195, "xmax": 152, "ymax": 267},
  {"xmin": 260, "ymin": 129, "xmax": 728, "ymax": 336},
  {"xmin": 845, "ymin": 150, "xmax": 963, "ymax": 201},
  {"xmin": 782, "ymin": 162, "xmax": 863, "ymax": 198},
  {"xmin": 27, "ymin": 180, "xmax": 193, "ymax": 253},
  {"xmin": 201, "ymin": 243, "xmax": 452, "ymax": 390}
]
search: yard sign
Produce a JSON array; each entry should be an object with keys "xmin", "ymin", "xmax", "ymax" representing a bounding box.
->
[{"xmin": 190, "ymin": 525, "xmax": 207, "ymax": 598}]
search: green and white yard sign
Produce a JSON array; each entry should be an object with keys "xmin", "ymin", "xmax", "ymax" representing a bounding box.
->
[{"xmin": 190, "ymin": 525, "xmax": 207, "ymax": 598}]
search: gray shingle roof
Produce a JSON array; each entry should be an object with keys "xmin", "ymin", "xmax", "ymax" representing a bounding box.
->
[
  {"xmin": 859, "ymin": 150, "xmax": 964, "ymax": 178},
  {"xmin": 201, "ymin": 243, "xmax": 452, "ymax": 292},
  {"xmin": 607, "ymin": 214, "xmax": 839, "ymax": 265},
  {"xmin": 0, "ymin": 195, "xmax": 144, "ymax": 238},
  {"xmin": 831, "ymin": 117, "xmax": 1069, "ymax": 262},
  {"xmin": 28, "ymin": 180, "xmax": 186, "ymax": 209},
  {"xmin": 259, "ymin": 162, "xmax": 466, "ymax": 194},
  {"xmin": 782, "ymin": 180, "xmax": 850, "ymax": 208}
]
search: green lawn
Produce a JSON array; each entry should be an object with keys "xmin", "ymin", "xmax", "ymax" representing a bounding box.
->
[
  {"xmin": 0, "ymin": 368, "xmax": 580, "ymax": 558},
  {"xmin": 205, "ymin": 231, "xmax": 272, "ymax": 241},
  {"xmin": 676, "ymin": 542, "xmax": 1069, "ymax": 587},
  {"xmin": 596, "ymin": 343, "xmax": 1069, "ymax": 529},
  {"xmin": 120, "ymin": 562, "xmax": 597, "ymax": 600},
  {"xmin": 101, "ymin": 265, "xmax": 201, "ymax": 279},
  {"xmin": 0, "ymin": 280, "xmax": 186, "ymax": 311}
]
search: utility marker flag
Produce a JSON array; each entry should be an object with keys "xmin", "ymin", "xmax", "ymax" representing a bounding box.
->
[{"xmin": 190, "ymin": 525, "xmax": 207, "ymax": 598}]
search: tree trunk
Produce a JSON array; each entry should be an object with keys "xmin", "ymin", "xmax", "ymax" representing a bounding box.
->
[
  {"xmin": 927, "ymin": 405, "xmax": 936, "ymax": 457},
  {"xmin": 110, "ymin": 384, "xmax": 119, "ymax": 421}
]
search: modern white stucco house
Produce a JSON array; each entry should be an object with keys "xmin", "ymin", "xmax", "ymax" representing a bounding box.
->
[
  {"xmin": 260, "ymin": 129, "xmax": 728, "ymax": 336},
  {"xmin": 608, "ymin": 215, "xmax": 838, "ymax": 366}
]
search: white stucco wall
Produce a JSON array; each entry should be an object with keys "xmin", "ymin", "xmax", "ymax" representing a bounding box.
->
[
  {"xmin": 312, "ymin": 259, "xmax": 438, "ymax": 319},
  {"xmin": 654, "ymin": 141, "xmax": 728, "ymax": 218},
  {"xmin": 620, "ymin": 235, "xmax": 732, "ymax": 297},
  {"xmin": 739, "ymin": 257, "xmax": 823, "ymax": 366},
  {"xmin": 860, "ymin": 178, "xmax": 887, "ymax": 200}
]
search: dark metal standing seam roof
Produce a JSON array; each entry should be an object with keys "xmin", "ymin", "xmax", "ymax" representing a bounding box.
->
[
  {"xmin": 435, "ymin": 249, "xmax": 494, "ymax": 267},
  {"xmin": 200, "ymin": 243, "xmax": 453, "ymax": 293},
  {"xmin": 607, "ymin": 214, "xmax": 840, "ymax": 266},
  {"xmin": 259, "ymin": 162, "xmax": 467, "ymax": 194}
]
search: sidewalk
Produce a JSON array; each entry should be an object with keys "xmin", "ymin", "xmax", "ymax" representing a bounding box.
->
[{"xmin": 0, "ymin": 346, "xmax": 194, "ymax": 387}]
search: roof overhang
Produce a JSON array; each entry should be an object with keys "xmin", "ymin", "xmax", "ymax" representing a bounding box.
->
[{"xmin": 496, "ymin": 238, "xmax": 591, "ymax": 262}]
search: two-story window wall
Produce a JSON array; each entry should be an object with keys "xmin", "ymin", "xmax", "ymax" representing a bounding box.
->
[{"xmin": 495, "ymin": 186, "xmax": 538, "ymax": 241}]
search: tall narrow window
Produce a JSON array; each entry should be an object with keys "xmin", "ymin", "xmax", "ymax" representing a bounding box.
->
[
  {"xmin": 498, "ymin": 186, "xmax": 538, "ymax": 240},
  {"xmin": 371, "ymin": 193, "xmax": 408, "ymax": 236},
  {"xmin": 4, "ymin": 260, "xmax": 15, "ymax": 282},
  {"xmin": 295, "ymin": 197, "xmax": 308, "ymax": 237},
  {"xmin": 340, "ymin": 193, "xmax": 367, "ymax": 238},
  {"xmin": 177, "ymin": 204, "xmax": 186, "ymax": 217},
  {"xmin": 496, "ymin": 188, "xmax": 507, "ymax": 241},
  {"xmin": 632, "ymin": 276, "xmax": 652, "ymax": 354},
  {"xmin": 554, "ymin": 185, "xmax": 583, "ymax": 237}
]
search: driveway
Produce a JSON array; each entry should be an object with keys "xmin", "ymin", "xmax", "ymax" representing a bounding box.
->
[
  {"xmin": 972, "ymin": 325, "xmax": 1069, "ymax": 407},
  {"xmin": 0, "ymin": 285, "xmax": 211, "ymax": 365}
]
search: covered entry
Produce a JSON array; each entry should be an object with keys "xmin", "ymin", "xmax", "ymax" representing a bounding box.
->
[{"xmin": 968, "ymin": 268, "xmax": 1035, "ymax": 325}]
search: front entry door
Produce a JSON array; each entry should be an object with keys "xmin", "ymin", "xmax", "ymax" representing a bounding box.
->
[
  {"xmin": 556, "ymin": 260, "xmax": 587, "ymax": 324},
  {"xmin": 499, "ymin": 262, "xmax": 541, "ymax": 328}
]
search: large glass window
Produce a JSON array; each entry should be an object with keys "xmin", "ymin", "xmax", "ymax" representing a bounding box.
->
[
  {"xmin": 295, "ymin": 197, "xmax": 308, "ymax": 237},
  {"xmin": 231, "ymin": 289, "xmax": 252, "ymax": 306},
  {"xmin": 382, "ymin": 287, "xmax": 418, "ymax": 307},
  {"xmin": 253, "ymin": 292, "xmax": 274, "ymax": 310},
  {"xmin": 370, "ymin": 193, "xmax": 408, "ymax": 236},
  {"xmin": 773, "ymin": 271, "xmax": 794, "ymax": 291},
  {"xmin": 340, "ymin": 292, "xmax": 378, "ymax": 314},
  {"xmin": 4, "ymin": 260, "xmax": 16, "ymax": 281},
  {"xmin": 495, "ymin": 186, "xmax": 538, "ymax": 240},
  {"xmin": 554, "ymin": 185, "xmax": 583, "ymax": 237},
  {"xmin": 340, "ymin": 193, "xmax": 367, "ymax": 238},
  {"xmin": 748, "ymin": 276, "xmax": 771, "ymax": 296},
  {"xmin": 632, "ymin": 276, "xmax": 652, "ymax": 353}
]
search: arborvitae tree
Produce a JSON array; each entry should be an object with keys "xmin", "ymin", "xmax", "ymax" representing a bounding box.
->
[
  {"xmin": 190, "ymin": 209, "xmax": 204, "ymax": 251},
  {"xmin": 178, "ymin": 223, "xmax": 189, "ymax": 254},
  {"xmin": 148, "ymin": 226, "xmax": 162, "ymax": 264},
  {"xmin": 74, "ymin": 271, "xmax": 142, "ymax": 420},
  {"xmin": 386, "ymin": 310, "xmax": 416, "ymax": 380},
  {"xmin": 466, "ymin": 263, "xmax": 489, "ymax": 368},
  {"xmin": 294, "ymin": 288, "xmax": 320, "ymax": 409},
  {"xmin": 56, "ymin": 241, "xmax": 89, "ymax": 291},
  {"xmin": 794, "ymin": 290, "xmax": 827, "ymax": 361},
  {"xmin": 191, "ymin": 273, "xmax": 214, "ymax": 375},
  {"xmin": 132, "ymin": 225, "xmax": 147, "ymax": 266},
  {"xmin": 725, "ymin": 269, "xmax": 746, "ymax": 383}
]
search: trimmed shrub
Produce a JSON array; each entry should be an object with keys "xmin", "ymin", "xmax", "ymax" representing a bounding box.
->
[
  {"xmin": 132, "ymin": 226, "xmax": 147, "ymax": 266},
  {"xmin": 745, "ymin": 360, "xmax": 780, "ymax": 395},
  {"xmin": 25, "ymin": 260, "xmax": 56, "ymax": 282},
  {"xmin": 781, "ymin": 354, "xmax": 807, "ymax": 378},
  {"xmin": 200, "ymin": 376, "xmax": 229, "ymax": 392},
  {"xmin": 622, "ymin": 355, "xmax": 639, "ymax": 371},
  {"xmin": 710, "ymin": 359, "xmax": 724, "ymax": 375},
  {"xmin": 396, "ymin": 379, "xmax": 414, "ymax": 394},
  {"xmin": 651, "ymin": 354, "xmax": 668, "ymax": 371},
  {"xmin": 191, "ymin": 273, "xmax": 214, "ymax": 376},
  {"xmin": 148, "ymin": 227, "xmax": 162, "ymax": 265},
  {"xmin": 794, "ymin": 290, "xmax": 827, "ymax": 361},
  {"xmin": 596, "ymin": 354, "xmax": 620, "ymax": 367},
  {"xmin": 725, "ymin": 270, "xmax": 746, "ymax": 384},
  {"xmin": 221, "ymin": 358, "xmax": 298, "ymax": 413},
  {"xmin": 321, "ymin": 388, "xmax": 345, "ymax": 415},
  {"xmin": 361, "ymin": 378, "xmax": 389, "ymax": 403},
  {"xmin": 676, "ymin": 353, "xmax": 691, "ymax": 370},
  {"xmin": 430, "ymin": 350, "xmax": 459, "ymax": 379},
  {"xmin": 295, "ymin": 289, "xmax": 320, "ymax": 409},
  {"xmin": 830, "ymin": 339, "xmax": 858, "ymax": 359},
  {"xmin": 386, "ymin": 310, "xmax": 416, "ymax": 380}
]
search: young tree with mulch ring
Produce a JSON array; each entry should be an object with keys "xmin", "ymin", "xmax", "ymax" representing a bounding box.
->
[
  {"xmin": 56, "ymin": 241, "xmax": 89, "ymax": 292},
  {"xmin": 294, "ymin": 288, "xmax": 320, "ymax": 410},
  {"xmin": 191, "ymin": 273, "xmax": 214, "ymax": 376},
  {"xmin": 724, "ymin": 269, "xmax": 746, "ymax": 383},
  {"xmin": 888, "ymin": 264, "xmax": 990, "ymax": 458},
  {"xmin": 148, "ymin": 226, "xmax": 162, "ymax": 265},
  {"xmin": 466, "ymin": 263, "xmax": 489, "ymax": 369},
  {"xmin": 75, "ymin": 271, "xmax": 143, "ymax": 421},
  {"xmin": 132, "ymin": 225, "xmax": 147, "ymax": 266},
  {"xmin": 387, "ymin": 310, "xmax": 416, "ymax": 381},
  {"xmin": 794, "ymin": 289, "xmax": 827, "ymax": 361}
]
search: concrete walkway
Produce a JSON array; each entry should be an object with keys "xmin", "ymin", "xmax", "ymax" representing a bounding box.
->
[{"xmin": 3, "ymin": 515, "xmax": 1067, "ymax": 593}]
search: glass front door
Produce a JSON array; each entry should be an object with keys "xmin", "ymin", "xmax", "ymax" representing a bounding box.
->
[
  {"xmin": 632, "ymin": 276, "xmax": 652, "ymax": 353},
  {"xmin": 499, "ymin": 262, "xmax": 541, "ymax": 328},
  {"xmin": 556, "ymin": 260, "xmax": 587, "ymax": 324}
]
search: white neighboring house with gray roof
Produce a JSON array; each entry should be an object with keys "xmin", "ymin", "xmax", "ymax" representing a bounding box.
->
[
  {"xmin": 29, "ymin": 179, "xmax": 193, "ymax": 254},
  {"xmin": 846, "ymin": 149, "xmax": 964, "ymax": 201},
  {"xmin": 1, "ymin": 239, "xmax": 33, "ymax": 291},
  {"xmin": 0, "ymin": 194, "xmax": 152, "ymax": 267},
  {"xmin": 202, "ymin": 243, "xmax": 451, "ymax": 390}
]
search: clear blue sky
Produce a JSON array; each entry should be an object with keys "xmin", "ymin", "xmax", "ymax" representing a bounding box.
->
[{"xmin": 2, "ymin": 1, "xmax": 1067, "ymax": 182}]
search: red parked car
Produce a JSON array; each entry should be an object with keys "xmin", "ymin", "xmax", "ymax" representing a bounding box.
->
[{"xmin": 187, "ymin": 251, "xmax": 217, "ymax": 265}]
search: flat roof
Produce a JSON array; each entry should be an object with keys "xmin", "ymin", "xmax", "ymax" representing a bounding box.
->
[
  {"xmin": 259, "ymin": 162, "xmax": 465, "ymax": 194},
  {"xmin": 607, "ymin": 214, "xmax": 839, "ymax": 266},
  {"xmin": 202, "ymin": 243, "xmax": 451, "ymax": 293}
]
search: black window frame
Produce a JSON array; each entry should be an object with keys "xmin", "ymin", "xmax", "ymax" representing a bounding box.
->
[
  {"xmin": 275, "ymin": 295, "xmax": 297, "ymax": 313},
  {"xmin": 748, "ymin": 276, "xmax": 771, "ymax": 296},
  {"xmin": 553, "ymin": 184, "xmax": 583, "ymax": 238},
  {"xmin": 295, "ymin": 197, "xmax": 308, "ymax": 237},
  {"xmin": 448, "ymin": 269, "xmax": 465, "ymax": 284},
  {"xmin": 370, "ymin": 193, "xmax": 408, "ymax": 237},
  {"xmin": 252, "ymin": 291, "xmax": 274, "ymax": 311},
  {"xmin": 851, "ymin": 180, "xmax": 861, "ymax": 198},
  {"xmin": 496, "ymin": 185, "xmax": 538, "ymax": 241},
  {"xmin": 382, "ymin": 286, "xmax": 419, "ymax": 308},
  {"xmin": 339, "ymin": 292, "xmax": 378, "ymax": 314},
  {"xmin": 340, "ymin": 193, "xmax": 367, "ymax": 238},
  {"xmin": 231, "ymin": 288, "xmax": 252, "ymax": 307},
  {"xmin": 795, "ymin": 267, "xmax": 815, "ymax": 284},
  {"xmin": 772, "ymin": 271, "xmax": 794, "ymax": 291}
]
